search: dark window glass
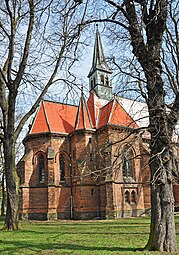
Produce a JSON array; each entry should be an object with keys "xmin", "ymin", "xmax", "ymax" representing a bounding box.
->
[
  {"xmin": 60, "ymin": 155, "xmax": 65, "ymax": 181},
  {"xmin": 100, "ymin": 74, "xmax": 104, "ymax": 85},
  {"xmin": 124, "ymin": 190, "xmax": 130, "ymax": 203},
  {"xmin": 131, "ymin": 190, "xmax": 136, "ymax": 203},
  {"xmin": 105, "ymin": 76, "xmax": 109, "ymax": 86},
  {"xmin": 122, "ymin": 148, "xmax": 133, "ymax": 178},
  {"xmin": 38, "ymin": 154, "xmax": 45, "ymax": 183}
]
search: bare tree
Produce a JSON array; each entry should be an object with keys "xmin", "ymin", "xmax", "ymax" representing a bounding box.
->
[
  {"xmin": 0, "ymin": 142, "xmax": 6, "ymax": 216},
  {"xmin": 0, "ymin": 0, "xmax": 87, "ymax": 230},
  {"xmin": 83, "ymin": 0, "xmax": 179, "ymax": 252}
]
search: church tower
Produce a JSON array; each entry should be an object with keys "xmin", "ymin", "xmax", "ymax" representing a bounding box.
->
[{"xmin": 88, "ymin": 25, "xmax": 113, "ymax": 100}]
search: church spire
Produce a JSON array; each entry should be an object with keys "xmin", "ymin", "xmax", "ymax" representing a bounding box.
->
[
  {"xmin": 88, "ymin": 25, "xmax": 112, "ymax": 77},
  {"xmin": 88, "ymin": 25, "xmax": 113, "ymax": 100}
]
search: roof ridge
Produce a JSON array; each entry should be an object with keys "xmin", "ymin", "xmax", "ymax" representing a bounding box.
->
[
  {"xmin": 108, "ymin": 99, "xmax": 115, "ymax": 124},
  {"xmin": 87, "ymin": 91, "xmax": 96, "ymax": 128},
  {"xmin": 98, "ymin": 98, "xmax": 113, "ymax": 110},
  {"xmin": 83, "ymin": 95, "xmax": 94, "ymax": 129},
  {"xmin": 29, "ymin": 104, "xmax": 41, "ymax": 134},
  {"xmin": 96, "ymin": 100, "xmax": 113, "ymax": 129},
  {"xmin": 75, "ymin": 94, "xmax": 94, "ymax": 130},
  {"xmin": 43, "ymin": 99, "xmax": 78, "ymax": 107},
  {"xmin": 81, "ymin": 95, "xmax": 85, "ymax": 129},
  {"xmin": 42, "ymin": 101, "xmax": 51, "ymax": 132}
]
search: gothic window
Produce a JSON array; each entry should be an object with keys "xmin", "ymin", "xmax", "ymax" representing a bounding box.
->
[
  {"xmin": 38, "ymin": 154, "xmax": 45, "ymax": 183},
  {"xmin": 100, "ymin": 74, "xmax": 104, "ymax": 85},
  {"xmin": 131, "ymin": 190, "xmax": 136, "ymax": 203},
  {"xmin": 60, "ymin": 154, "xmax": 65, "ymax": 181},
  {"xmin": 124, "ymin": 190, "xmax": 130, "ymax": 203},
  {"xmin": 91, "ymin": 80, "xmax": 94, "ymax": 89},
  {"xmin": 122, "ymin": 147, "xmax": 134, "ymax": 178}
]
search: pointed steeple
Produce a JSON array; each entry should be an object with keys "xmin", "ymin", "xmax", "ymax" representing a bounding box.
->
[
  {"xmin": 88, "ymin": 25, "xmax": 113, "ymax": 100},
  {"xmin": 88, "ymin": 25, "xmax": 112, "ymax": 77},
  {"xmin": 75, "ymin": 91, "xmax": 94, "ymax": 131}
]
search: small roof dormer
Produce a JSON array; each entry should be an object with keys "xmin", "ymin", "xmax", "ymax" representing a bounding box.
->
[{"xmin": 88, "ymin": 25, "xmax": 113, "ymax": 100}]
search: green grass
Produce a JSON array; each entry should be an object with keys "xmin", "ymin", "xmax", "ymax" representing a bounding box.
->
[{"xmin": 0, "ymin": 216, "xmax": 178, "ymax": 255}]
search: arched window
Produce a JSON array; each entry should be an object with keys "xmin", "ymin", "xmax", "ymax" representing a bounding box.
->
[
  {"xmin": 100, "ymin": 74, "xmax": 104, "ymax": 85},
  {"xmin": 131, "ymin": 190, "xmax": 136, "ymax": 203},
  {"xmin": 60, "ymin": 154, "xmax": 65, "ymax": 181},
  {"xmin": 38, "ymin": 154, "xmax": 45, "ymax": 183},
  {"xmin": 122, "ymin": 147, "xmax": 134, "ymax": 178},
  {"xmin": 124, "ymin": 190, "xmax": 130, "ymax": 203}
]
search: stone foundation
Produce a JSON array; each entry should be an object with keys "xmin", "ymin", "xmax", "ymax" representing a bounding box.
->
[{"xmin": 19, "ymin": 212, "xmax": 48, "ymax": 221}]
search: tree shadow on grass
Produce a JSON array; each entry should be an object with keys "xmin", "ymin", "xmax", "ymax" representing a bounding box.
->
[
  {"xmin": 0, "ymin": 240, "xmax": 143, "ymax": 254},
  {"xmin": 17, "ymin": 229, "xmax": 149, "ymax": 235},
  {"xmin": 35, "ymin": 221, "xmax": 150, "ymax": 227}
]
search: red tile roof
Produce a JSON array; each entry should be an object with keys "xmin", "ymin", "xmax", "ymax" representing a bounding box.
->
[
  {"xmin": 98, "ymin": 99, "xmax": 138, "ymax": 129},
  {"xmin": 30, "ymin": 96, "xmax": 137, "ymax": 135},
  {"xmin": 87, "ymin": 91, "xmax": 96, "ymax": 127},
  {"xmin": 87, "ymin": 90, "xmax": 109, "ymax": 128},
  {"xmin": 30, "ymin": 101, "xmax": 78, "ymax": 134},
  {"xmin": 98, "ymin": 101, "xmax": 113, "ymax": 129},
  {"xmin": 75, "ymin": 94, "xmax": 94, "ymax": 130},
  {"xmin": 30, "ymin": 102, "xmax": 49, "ymax": 134}
]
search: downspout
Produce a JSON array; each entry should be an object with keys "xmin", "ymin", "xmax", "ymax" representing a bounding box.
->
[{"xmin": 69, "ymin": 136, "xmax": 74, "ymax": 219}]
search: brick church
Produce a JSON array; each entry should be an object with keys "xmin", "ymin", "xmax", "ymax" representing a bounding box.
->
[{"xmin": 17, "ymin": 27, "xmax": 179, "ymax": 220}]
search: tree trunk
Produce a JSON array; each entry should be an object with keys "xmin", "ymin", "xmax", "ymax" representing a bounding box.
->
[
  {"xmin": 146, "ymin": 142, "xmax": 177, "ymax": 251},
  {"xmin": 3, "ymin": 141, "xmax": 19, "ymax": 230},
  {"xmin": 145, "ymin": 72, "xmax": 177, "ymax": 252},
  {"xmin": 1, "ymin": 173, "xmax": 6, "ymax": 216},
  {"xmin": 3, "ymin": 90, "xmax": 19, "ymax": 230},
  {"xmin": 146, "ymin": 178, "xmax": 176, "ymax": 251},
  {"xmin": 102, "ymin": 0, "xmax": 177, "ymax": 251}
]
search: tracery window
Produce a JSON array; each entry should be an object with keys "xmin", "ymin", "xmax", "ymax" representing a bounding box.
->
[
  {"xmin": 38, "ymin": 154, "xmax": 45, "ymax": 183},
  {"xmin": 60, "ymin": 154, "xmax": 65, "ymax": 181},
  {"xmin": 122, "ymin": 147, "xmax": 134, "ymax": 178}
]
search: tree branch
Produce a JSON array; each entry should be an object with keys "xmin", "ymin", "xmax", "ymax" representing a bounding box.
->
[
  {"xmin": 14, "ymin": 0, "xmax": 34, "ymax": 90},
  {"xmin": 14, "ymin": 35, "xmax": 68, "ymax": 141}
]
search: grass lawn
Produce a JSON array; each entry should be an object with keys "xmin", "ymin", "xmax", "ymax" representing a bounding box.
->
[{"xmin": 0, "ymin": 216, "xmax": 178, "ymax": 255}]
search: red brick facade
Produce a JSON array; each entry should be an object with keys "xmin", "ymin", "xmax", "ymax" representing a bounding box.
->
[
  {"xmin": 17, "ymin": 120, "xmax": 152, "ymax": 220},
  {"xmin": 17, "ymin": 28, "xmax": 179, "ymax": 220}
]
